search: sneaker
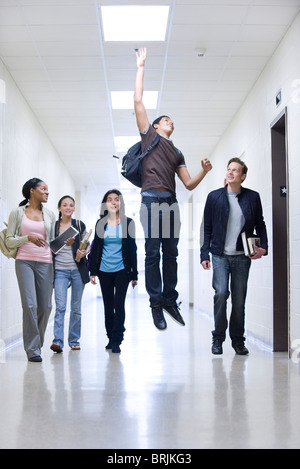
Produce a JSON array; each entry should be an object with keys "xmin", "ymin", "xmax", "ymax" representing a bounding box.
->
[
  {"xmin": 28, "ymin": 355, "xmax": 42, "ymax": 362},
  {"xmin": 212, "ymin": 339, "xmax": 223, "ymax": 355},
  {"xmin": 70, "ymin": 344, "xmax": 81, "ymax": 350},
  {"xmin": 111, "ymin": 344, "xmax": 121, "ymax": 353},
  {"xmin": 233, "ymin": 344, "xmax": 249, "ymax": 355},
  {"xmin": 151, "ymin": 306, "xmax": 167, "ymax": 330},
  {"xmin": 163, "ymin": 302, "xmax": 185, "ymax": 326}
]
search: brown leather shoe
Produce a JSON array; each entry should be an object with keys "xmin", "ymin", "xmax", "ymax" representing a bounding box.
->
[{"xmin": 50, "ymin": 343, "xmax": 63, "ymax": 353}]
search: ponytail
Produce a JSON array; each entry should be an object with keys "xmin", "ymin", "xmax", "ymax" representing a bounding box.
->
[
  {"xmin": 19, "ymin": 197, "xmax": 29, "ymax": 207},
  {"xmin": 19, "ymin": 178, "xmax": 43, "ymax": 207}
]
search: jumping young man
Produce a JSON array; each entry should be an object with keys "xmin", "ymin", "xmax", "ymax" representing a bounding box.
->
[{"xmin": 134, "ymin": 48, "xmax": 212, "ymax": 330}]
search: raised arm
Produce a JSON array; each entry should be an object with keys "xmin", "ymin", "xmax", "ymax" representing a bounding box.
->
[
  {"xmin": 134, "ymin": 48, "xmax": 149, "ymax": 133},
  {"xmin": 177, "ymin": 159, "xmax": 212, "ymax": 191}
]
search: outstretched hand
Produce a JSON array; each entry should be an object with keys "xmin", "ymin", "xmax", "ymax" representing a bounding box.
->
[
  {"xmin": 202, "ymin": 158, "xmax": 212, "ymax": 173},
  {"xmin": 136, "ymin": 48, "xmax": 147, "ymax": 68}
]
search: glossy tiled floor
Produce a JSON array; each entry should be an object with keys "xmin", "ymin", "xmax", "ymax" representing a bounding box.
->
[{"xmin": 1, "ymin": 285, "xmax": 300, "ymax": 449}]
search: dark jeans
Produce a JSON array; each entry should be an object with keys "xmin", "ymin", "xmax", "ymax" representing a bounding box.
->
[
  {"xmin": 98, "ymin": 269, "xmax": 130, "ymax": 345},
  {"xmin": 212, "ymin": 254, "xmax": 251, "ymax": 346},
  {"xmin": 140, "ymin": 195, "xmax": 181, "ymax": 307}
]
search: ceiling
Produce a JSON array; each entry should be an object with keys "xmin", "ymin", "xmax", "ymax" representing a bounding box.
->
[{"xmin": 1, "ymin": 0, "xmax": 300, "ymax": 212}]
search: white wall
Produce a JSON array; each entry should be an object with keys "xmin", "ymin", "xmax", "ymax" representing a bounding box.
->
[
  {"xmin": 180, "ymin": 12, "xmax": 300, "ymax": 350},
  {"xmin": 0, "ymin": 60, "xmax": 76, "ymax": 348}
]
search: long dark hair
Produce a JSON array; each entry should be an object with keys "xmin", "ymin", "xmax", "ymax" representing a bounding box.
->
[
  {"xmin": 19, "ymin": 178, "xmax": 43, "ymax": 206},
  {"xmin": 96, "ymin": 190, "xmax": 126, "ymax": 239},
  {"xmin": 100, "ymin": 189, "xmax": 126, "ymax": 220}
]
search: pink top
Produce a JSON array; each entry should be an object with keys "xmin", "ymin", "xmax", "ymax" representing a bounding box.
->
[{"xmin": 16, "ymin": 214, "xmax": 52, "ymax": 263}]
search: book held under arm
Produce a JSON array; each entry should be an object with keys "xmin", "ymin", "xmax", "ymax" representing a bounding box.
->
[
  {"xmin": 75, "ymin": 229, "xmax": 92, "ymax": 262},
  {"xmin": 50, "ymin": 226, "xmax": 79, "ymax": 255},
  {"xmin": 242, "ymin": 232, "xmax": 260, "ymax": 257}
]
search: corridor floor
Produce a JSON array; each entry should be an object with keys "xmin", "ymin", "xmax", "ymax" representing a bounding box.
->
[{"xmin": 0, "ymin": 285, "xmax": 300, "ymax": 450}]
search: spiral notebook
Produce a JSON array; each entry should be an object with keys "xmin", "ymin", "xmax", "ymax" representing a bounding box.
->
[{"xmin": 50, "ymin": 226, "xmax": 79, "ymax": 255}]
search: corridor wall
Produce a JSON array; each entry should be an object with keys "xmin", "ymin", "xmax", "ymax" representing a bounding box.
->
[
  {"xmin": 0, "ymin": 59, "xmax": 76, "ymax": 349},
  {"xmin": 189, "ymin": 12, "xmax": 300, "ymax": 350}
]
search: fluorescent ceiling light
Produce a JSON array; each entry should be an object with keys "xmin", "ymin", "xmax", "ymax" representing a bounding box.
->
[
  {"xmin": 115, "ymin": 136, "xmax": 139, "ymax": 153},
  {"xmin": 111, "ymin": 91, "xmax": 158, "ymax": 110},
  {"xmin": 101, "ymin": 5, "xmax": 169, "ymax": 41},
  {"xmin": 0, "ymin": 79, "xmax": 6, "ymax": 103}
]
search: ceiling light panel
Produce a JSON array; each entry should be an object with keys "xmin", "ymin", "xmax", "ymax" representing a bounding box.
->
[
  {"xmin": 101, "ymin": 5, "xmax": 169, "ymax": 42},
  {"xmin": 111, "ymin": 91, "xmax": 158, "ymax": 109}
]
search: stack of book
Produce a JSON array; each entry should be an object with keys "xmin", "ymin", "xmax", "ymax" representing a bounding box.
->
[{"xmin": 242, "ymin": 232, "xmax": 260, "ymax": 256}]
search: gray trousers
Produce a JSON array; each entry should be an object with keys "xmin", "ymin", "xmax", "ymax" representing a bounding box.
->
[{"xmin": 15, "ymin": 260, "xmax": 53, "ymax": 359}]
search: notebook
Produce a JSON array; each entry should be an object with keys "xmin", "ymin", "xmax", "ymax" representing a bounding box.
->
[{"xmin": 50, "ymin": 225, "xmax": 79, "ymax": 255}]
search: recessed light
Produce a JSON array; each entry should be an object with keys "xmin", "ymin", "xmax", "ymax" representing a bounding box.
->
[
  {"xmin": 111, "ymin": 91, "xmax": 158, "ymax": 110},
  {"xmin": 0, "ymin": 79, "xmax": 6, "ymax": 104},
  {"xmin": 101, "ymin": 5, "xmax": 169, "ymax": 42}
]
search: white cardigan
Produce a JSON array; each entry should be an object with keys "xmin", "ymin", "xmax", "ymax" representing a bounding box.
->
[{"xmin": 6, "ymin": 205, "xmax": 56, "ymax": 249}]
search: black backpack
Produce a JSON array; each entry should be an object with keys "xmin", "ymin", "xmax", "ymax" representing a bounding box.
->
[{"xmin": 118, "ymin": 133, "xmax": 160, "ymax": 187}]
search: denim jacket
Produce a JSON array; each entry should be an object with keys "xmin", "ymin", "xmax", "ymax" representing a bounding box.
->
[{"xmin": 200, "ymin": 185, "xmax": 268, "ymax": 263}]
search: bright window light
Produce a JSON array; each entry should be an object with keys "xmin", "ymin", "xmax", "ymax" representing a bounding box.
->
[
  {"xmin": 101, "ymin": 5, "xmax": 169, "ymax": 41},
  {"xmin": 111, "ymin": 91, "xmax": 158, "ymax": 110},
  {"xmin": 115, "ymin": 136, "xmax": 139, "ymax": 153}
]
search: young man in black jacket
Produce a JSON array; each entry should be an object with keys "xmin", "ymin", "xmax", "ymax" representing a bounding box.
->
[
  {"xmin": 134, "ymin": 48, "xmax": 212, "ymax": 330},
  {"xmin": 201, "ymin": 158, "xmax": 268, "ymax": 355}
]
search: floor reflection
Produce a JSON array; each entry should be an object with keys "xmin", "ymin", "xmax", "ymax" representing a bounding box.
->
[{"xmin": 0, "ymin": 288, "xmax": 300, "ymax": 449}]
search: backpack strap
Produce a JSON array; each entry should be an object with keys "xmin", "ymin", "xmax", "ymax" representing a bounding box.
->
[
  {"xmin": 76, "ymin": 219, "xmax": 82, "ymax": 238},
  {"xmin": 144, "ymin": 132, "xmax": 181, "ymax": 163},
  {"xmin": 140, "ymin": 132, "xmax": 160, "ymax": 160}
]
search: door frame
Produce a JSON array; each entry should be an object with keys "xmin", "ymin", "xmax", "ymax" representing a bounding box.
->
[{"xmin": 270, "ymin": 107, "xmax": 290, "ymax": 353}]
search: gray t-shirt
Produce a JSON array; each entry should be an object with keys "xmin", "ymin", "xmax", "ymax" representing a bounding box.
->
[
  {"xmin": 224, "ymin": 190, "xmax": 245, "ymax": 255},
  {"xmin": 55, "ymin": 244, "xmax": 77, "ymax": 270}
]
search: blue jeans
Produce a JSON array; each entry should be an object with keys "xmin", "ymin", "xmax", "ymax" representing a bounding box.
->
[
  {"xmin": 140, "ymin": 195, "xmax": 181, "ymax": 307},
  {"xmin": 212, "ymin": 254, "xmax": 251, "ymax": 345},
  {"xmin": 53, "ymin": 269, "xmax": 85, "ymax": 348}
]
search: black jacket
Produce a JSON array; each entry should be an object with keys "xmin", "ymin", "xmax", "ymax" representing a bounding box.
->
[
  {"xmin": 89, "ymin": 217, "xmax": 138, "ymax": 281},
  {"xmin": 200, "ymin": 185, "xmax": 268, "ymax": 263},
  {"xmin": 53, "ymin": 219, "xmax": 90, "ymax": 284}
]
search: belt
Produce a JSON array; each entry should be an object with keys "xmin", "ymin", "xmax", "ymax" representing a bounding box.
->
[{"xmin": 141, "ymin": 195, "xmax": 178, "ymax": 204}]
